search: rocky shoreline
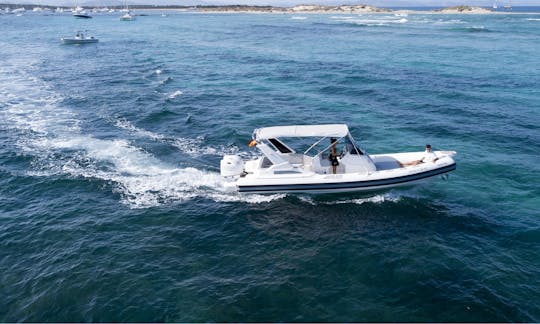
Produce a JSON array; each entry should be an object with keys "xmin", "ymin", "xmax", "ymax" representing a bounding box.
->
[
  {"xmin": 194, "ymin": 4, "xmax": 497, "ymax": 14},
  {"xmin": 0, "ymin": 3, "xmax": 530, "ymax": 14},
  {"xmin": 194, "ymin": 4, "xmax": 391, "ymax": 14}
]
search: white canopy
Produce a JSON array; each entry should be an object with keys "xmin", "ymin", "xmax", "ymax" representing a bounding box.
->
[{"xmin": 254, "ymin": 124, "xmax": 349, "ymax": 140}]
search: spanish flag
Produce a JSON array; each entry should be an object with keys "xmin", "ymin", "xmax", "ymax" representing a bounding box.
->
[{"xmin": 248, "ymin": 139, "xmax": 257, "ymax": 147}]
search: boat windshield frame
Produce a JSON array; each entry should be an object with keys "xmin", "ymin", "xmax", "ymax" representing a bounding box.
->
[
  {"xmin": 303, "ymin": 133, "xmax": 365, "ymax": 157},
  {"xmin": 257, "ymin": 132, "xmax": 365, "ymax": 157}
]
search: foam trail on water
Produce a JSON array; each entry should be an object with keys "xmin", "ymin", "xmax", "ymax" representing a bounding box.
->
[
  {"xmin": 0, "ymin": 61, "xmax": 284, "ymax": 208},
  {"xmin": 167, "ymin": 90, "xmax": 183, "ymax": 99},
  {"xmin": 114, "ymin": 118, "xmax": 256, "ymax": 159},
  {"xmin": 332, "ymin": 15, "xmax": 408, "ymax": 26}
]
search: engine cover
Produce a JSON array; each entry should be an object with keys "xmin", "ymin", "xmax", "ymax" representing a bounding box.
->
[{"xmin": 220, "ymin": 155, "xmax": 244, "ymax": 177}]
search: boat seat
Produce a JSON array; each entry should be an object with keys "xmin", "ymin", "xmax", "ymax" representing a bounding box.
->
[
  {"xmin": 312, "ymin": 155, "xmax": 331, "ymax": 174},
  {"xmin": 370, "ymin": 155, "xmax": 401, "ymax": 171},
  {"xmin": 303, "ymin": 155, "xmax": 313, "ymax": 172},
  {"xmin": 281, "ymin": 153, "xmax": 304, "ymax": 165}
]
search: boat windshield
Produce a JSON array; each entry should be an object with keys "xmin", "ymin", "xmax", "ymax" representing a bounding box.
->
[
  {"xmin": 344, "ymin": 136, "xmax": 364, "ymax": 155},
  {"xmin": 262, "ymin": 132, "xmax": 365, "ymax": 157}
]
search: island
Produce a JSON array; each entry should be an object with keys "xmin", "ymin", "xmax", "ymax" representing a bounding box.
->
[{"xmin": 1, "ymin": 3, "xmax": 536, "ymax": 14}]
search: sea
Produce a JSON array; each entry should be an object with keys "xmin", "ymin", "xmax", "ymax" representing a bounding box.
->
[{"xmin": 0, "ymin": 9, "xmax": 539, "ymax": 322}]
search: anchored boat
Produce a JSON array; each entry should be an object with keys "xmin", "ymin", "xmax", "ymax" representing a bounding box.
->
[
  {"xmin": 61, "ymin": 31, "xmax": 98, "ymax": 44},
  {"xmin": 119, "ymin": 12, "xmax": 134, "ymax": 20},
  {"xmin": 73, "ymin": 13, "xmax": 92, "ymax": 18},
  {"xmin": 220, "ymin": 124, "xmax": 456, "ymax": 194}
]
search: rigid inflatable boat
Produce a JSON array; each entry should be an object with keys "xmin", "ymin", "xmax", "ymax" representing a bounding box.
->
[
  {"xmin": 61, "ymin": 31, "xmax": 98, "ymax": 44},
  {"xmin": 220, "ymin": 124, "xmax": 456, "ymax": 194}
]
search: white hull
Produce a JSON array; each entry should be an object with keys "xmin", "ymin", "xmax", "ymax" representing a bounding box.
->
[
  {"xmin": 61, "ymin": 38, "xmax": 98, "ymax": 44},
  {"xmin": 224, "ymin": 151, "xmax": 456, "ymax": 194},
  {"xmin": 120, "ymin": 15, "xmax": 134, "ymax": 21}
]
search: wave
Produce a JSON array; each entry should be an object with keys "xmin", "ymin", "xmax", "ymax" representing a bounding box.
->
[
  {"xmin": 291, "ymin": 16, "xmax": 307, "ymax": 20},
  {"xmin": 113, "ymin": 118, "xmax": 252, "ymax": 158},
  {"xmin": 465, "ymin": 25, "xmax": 490, "ymax": 32},
  {"xmin": 433, "ymin": 18, "xmax": 464, "ymax": 25},
  {"xmin": 167, "ymin": 89, "xmax": 183, "ymax": 99},
  {"xmin": 334, "ymin": 17, "xmax": 408, "ymax": 26},
  {"xmin": 330, "ymin": 16, "xmax": 354, "ymax": 19},
  {"xmin": 159, "ymin": 76, "xmax": 173, "ymax": 85},
  {"xmin": 0, "ymin": 61, "xmax": 284, "ymax": 208},
  {"xmin": 298, "ymin": 193, "xmax": 402, "ymax": 205},
  {"xmin": 450, "ymin": 26, "xmax": 491, "ymax": 33}
]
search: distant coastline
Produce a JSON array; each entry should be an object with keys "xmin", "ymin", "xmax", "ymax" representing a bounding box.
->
[{"xmin": 1, "ymin": 3, "xmax": 539, "ymax": 14}]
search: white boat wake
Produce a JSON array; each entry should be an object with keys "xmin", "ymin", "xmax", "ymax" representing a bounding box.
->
[{"xmin": 0, "ymin": 61, "xmax": 284, "ymax": 208}]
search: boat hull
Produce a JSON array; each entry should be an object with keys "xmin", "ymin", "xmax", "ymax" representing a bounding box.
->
[
  {"xmin": 61, "ymin": 38, "xmax": 98, "ymax": 44},
  {"xmin": 235, "ymin": 163, "xmax": 456, "ymax": 194}
]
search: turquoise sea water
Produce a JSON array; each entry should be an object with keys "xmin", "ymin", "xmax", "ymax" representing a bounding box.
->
[{"xmin": 1, "ymin": 11, "xmax": 539, "ymax": 322}]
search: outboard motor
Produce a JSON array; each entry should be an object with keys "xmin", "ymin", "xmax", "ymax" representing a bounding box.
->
[{"xmin": 220, "ymin": 155, "xmax": 245, "ymax": 177}]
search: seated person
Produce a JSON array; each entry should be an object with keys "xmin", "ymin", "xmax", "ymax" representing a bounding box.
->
[{"xmin": 400, "ymin": 144, "xmax": 439, "ymax": 167}]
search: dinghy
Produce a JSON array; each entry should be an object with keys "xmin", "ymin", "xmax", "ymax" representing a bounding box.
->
[{"xmin": 220, "ymin": 124, "xmax": 456, "ymax": 194}]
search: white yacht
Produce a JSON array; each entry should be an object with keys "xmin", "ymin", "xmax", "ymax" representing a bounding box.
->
[
  {"xmin": 72, "ymin": 6, "xmax": 92, "ymax": 18},
  {"xmin": 120, "ymin": 12, "xmax": 134, "ymax": 20},
  {"xmin": 119, "ymin": 1, "xmax": 134, "ymax": 20},
  {"xmin": 61, "ymin": 31, "xmax": 98, "ymax": 44},
  {"xmin": 220, "ymin": 124, "xmax": 456, "ymax": 194}
]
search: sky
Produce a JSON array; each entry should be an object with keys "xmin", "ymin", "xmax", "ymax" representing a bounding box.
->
[{"xmin": 2, "ymin": 0, "xmax": 539, "ymax": 7}]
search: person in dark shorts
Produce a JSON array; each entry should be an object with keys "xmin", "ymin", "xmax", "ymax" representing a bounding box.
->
[{"xmin": 329, "ymin": 138, "xmax": 339, "ymax": 174}]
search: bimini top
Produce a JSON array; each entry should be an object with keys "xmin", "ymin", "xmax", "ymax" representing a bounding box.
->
[{"xmin": 254, "ymin": 124, "xmax": 349, "ymax": 140}]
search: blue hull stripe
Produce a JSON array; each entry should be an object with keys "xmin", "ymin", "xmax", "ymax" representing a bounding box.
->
[{"xmin": 238, "ymin": 163, "xmax": 456, "ymax": 193}]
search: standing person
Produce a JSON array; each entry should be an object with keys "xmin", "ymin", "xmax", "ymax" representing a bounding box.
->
[
  {"xmin": 329, "ymin": 138, "xmax": 339, "ymax": 174},
  {"xmin": 399, "ymin": 144, "xmax": 439, "ymax": 167}
]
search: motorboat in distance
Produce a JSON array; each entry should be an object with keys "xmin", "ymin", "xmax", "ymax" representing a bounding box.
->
[
  {"xmin": 61, "ymin": 31, "xmax": 98, "ymax": 44},
  {"xmin": 220, "ymin": 124, "xmax": 456, "ymax": 194},
  {"xmin": 73, "ymin": 13, "xmax": 92, "ymax": 18},
  {"xmin": 72, "ymin": 7, "xmax": 92, "ymax": 18}
]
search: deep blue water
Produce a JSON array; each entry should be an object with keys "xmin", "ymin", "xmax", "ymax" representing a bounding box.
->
[{"xmin": 1, "ymin": 10, "xmax": 539, "ymax": 322}]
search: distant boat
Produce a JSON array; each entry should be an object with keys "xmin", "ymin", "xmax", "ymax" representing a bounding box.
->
[
  {"xmin": 73, "ymin": 13, "xmax": 92, "ymax": 18},
  {"xmin": 61, "ymin": 31, "xmax": 98, "ymax": 44},
  {"xmin": 72, "ymin": 6, "xmax": 92, "ymax": 18},
  {"xmin": 119, "ymin": 1, "xmax": 135, "ymax": 20},
  {"xmin": 120, "ymin": 12, "xmax": 134, "ymax": 20},
  {"xmin": 492, "ymin": 2, "xmax": 498, "ymax": 9}
]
